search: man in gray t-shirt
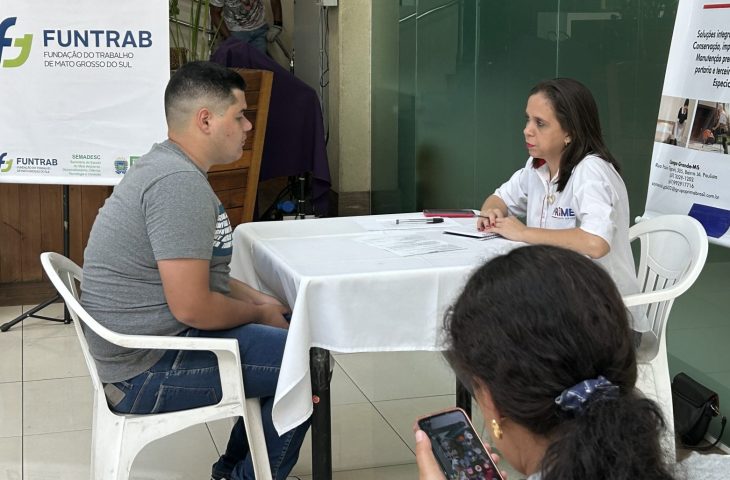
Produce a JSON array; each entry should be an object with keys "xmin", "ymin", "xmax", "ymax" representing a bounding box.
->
[
  {"xmin": 81, "ymin": 61, "xmax": 308, "ymax": 480},
  {"xmin": 210, "ymin": 0, "xmax": 283, "ymax": 54}
]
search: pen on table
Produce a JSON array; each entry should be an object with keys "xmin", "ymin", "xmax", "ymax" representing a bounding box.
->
[{"xmin": 395, "ymin": 218, "xmax": 444, "ymax": 224}]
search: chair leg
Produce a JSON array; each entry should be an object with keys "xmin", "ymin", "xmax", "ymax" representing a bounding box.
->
[
  {"xmin": 636, "ymin": 360, "xmax": 676, "ymax": 464},
  {"xmin": 653, "ymin": 346, "xmax": 676, "ymax": 463},
  {"xmin": 92, "ymin": 408, "xmax": 152, "ymax": 480},
  {"xmin": 91, "ymin": 417, "xmax": 128, "ymax": 480},
  {"xmin": 245, "ymin": 399, "xmax": 273, "ymax": 480}
]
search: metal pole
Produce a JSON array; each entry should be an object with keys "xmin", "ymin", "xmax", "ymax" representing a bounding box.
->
[
  {"xmin": 310, "ymin": 347, "xmax": 332, "ymax": 480},
  {"xmin": 1, "ymin": 185, "xmax": 71, "ymax": 331}
]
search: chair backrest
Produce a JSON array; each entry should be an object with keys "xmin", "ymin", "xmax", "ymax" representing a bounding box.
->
[
  {"xmin": 39, "ymin": 252, "xmax": 108, "ymax": 399},
  {"xmin": 208, "ymin": 68, "xmax": 273, "ymax": 227},
  {"xmin": 623, "ymin": 215, "xmax": 708, "ymax": 360}
]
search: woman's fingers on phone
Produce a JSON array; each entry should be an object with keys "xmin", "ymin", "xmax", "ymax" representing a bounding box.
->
[
  {"xmin": 414, "ymin": 430, "xmax": 446, "ymax": 480},
  {"xmin": 488, "ymin": 452, "xmax": 508, "ymax": 479},
  {"xmin": 483, "ymin": 446, "xmax": 508, "ymax": 478}
]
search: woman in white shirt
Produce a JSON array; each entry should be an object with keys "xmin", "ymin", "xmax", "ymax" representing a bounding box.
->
[
  {"xmin": 477, "ymin": 78, "xmax": 642, "ymax": 330},
  {"xmin": 415, "ymin": 246, "xmax": 675, "ymax": 480}
]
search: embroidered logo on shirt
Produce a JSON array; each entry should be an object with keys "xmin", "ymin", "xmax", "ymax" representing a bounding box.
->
[
  {"xmin": 213, "ymin": 204, "xmax": 232, "ymax": 257},
  {"xmin": 551, "ymin": 206, "xmax": 576, "ymax": 219}
]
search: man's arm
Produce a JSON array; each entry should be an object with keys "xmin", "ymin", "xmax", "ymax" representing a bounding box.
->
[
  {"xmin": 271, "ymin": 0, "xmax": 282, "ymax": 25},
  {"xmin": 210, "ymin": 6, "xmax": 231, "ymax": 39},
  {"xmin": 158, "ymin": 258, "xmax": 289, "ymax": 330},
  {"xmin": 266, "ymin": 0, "xmax": 283, "ymax": 42},
  {"xmin": 229, "ymin": 277, "xmax": 284, "ymax": 306}
]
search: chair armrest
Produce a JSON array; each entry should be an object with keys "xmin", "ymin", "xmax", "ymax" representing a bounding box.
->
[
  {"xmin": 71, "ymin": 296, "xmax": 239, "ymax": 353},
  {"xmin": 112, "ymin": 333, "xmax": 237, "ymax": 352},
  {"xmin": 77, "ymin": 304, "xmax": 246, "ymax": 403},
  {"xmin": 40, "ymin": 251, "xmax": 249, "ymax": 407},
  {"xmin": 113, "ymin": 333, "xmax": 246, "ymax": 405},
  {"xmin": 622, "ymin": 285, "xmax": 688, "ymax": 308}
]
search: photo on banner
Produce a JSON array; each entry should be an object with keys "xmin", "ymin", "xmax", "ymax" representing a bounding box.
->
[
  {"xmin": 0, "ymin": 0, "xmax": 168, "ymax": 186},
  {"xmin": 643, "ymin": 0, "xmax": 730, "ymax": 246}
]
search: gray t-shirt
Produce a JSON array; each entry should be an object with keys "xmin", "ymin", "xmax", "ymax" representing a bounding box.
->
[
  {"xmin": 81, "ymin": 140, "xmax": 233, "ymax": 383},
  {"xmin": 210, "ymin": 0, "xmax": 266, "ymax": 32}
]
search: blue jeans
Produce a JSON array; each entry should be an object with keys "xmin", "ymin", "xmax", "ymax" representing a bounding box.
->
[
  {"xmin": 109, "ymin": 324, "xmax": 310, "ymax": 480},
  {"xmin": 230, "ymin": 25, "xmax": 268, "ymax": 54}
]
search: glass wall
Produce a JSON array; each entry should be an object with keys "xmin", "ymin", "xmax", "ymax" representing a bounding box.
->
[
  {"xmin": 372, "ymin": 0, "xmax": 679, "ymax": 218},
  {"xmin": 372, "ymin": 0, "xmax": 730, "ymax": 441}
]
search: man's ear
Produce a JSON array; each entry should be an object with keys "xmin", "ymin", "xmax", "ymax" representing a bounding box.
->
[{"xmin": 195, "ymin": 107, "xmax": 213, "ymax": 133}]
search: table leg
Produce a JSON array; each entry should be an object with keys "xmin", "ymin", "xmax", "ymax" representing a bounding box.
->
[
  {"xmin": 310, "ymin": 347, "xmax": 332, "ymax": 480},
  {"xmin": 456, "ymin": 380, "xmax": 472, "ymax": 418}
]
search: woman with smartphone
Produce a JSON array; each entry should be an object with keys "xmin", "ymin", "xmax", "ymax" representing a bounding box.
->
[
  {"xmin": 415, "ymin": 245, "xmax": 675, "ymax": 480},
  {"xmin": 476, "ymin": 79, "xmax": 642, "ymax": 331}
]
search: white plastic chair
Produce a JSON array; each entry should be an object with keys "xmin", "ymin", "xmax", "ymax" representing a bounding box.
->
[
  {"xmin": 623, "ymin": 215, "xmax": 708, "ymax": 460},
  {"xmin": 40, "ymin": 252, "xmax": 272, "ymax": 480}
]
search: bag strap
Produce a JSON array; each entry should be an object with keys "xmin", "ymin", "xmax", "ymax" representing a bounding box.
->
[{"xmin": 687, "ymin": 416, "xmax": 727, "ymax": 451}]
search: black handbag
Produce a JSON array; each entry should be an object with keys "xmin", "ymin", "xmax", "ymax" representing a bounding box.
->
[{"xmin": 672, "ymin": 372, "xmax": 726, "ymax": 449}]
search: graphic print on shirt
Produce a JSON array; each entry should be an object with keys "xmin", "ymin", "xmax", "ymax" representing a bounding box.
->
[
  {"xmin": 551, "ymin": 206, "xmax": 576, "ymax": 219},
  {"xmin": 223, "ymin": 0, "xmax": 265, "ymax": 30},
  {"xmin": 213, "ymin": 203, "xmax": 232, "ymax": 257}
]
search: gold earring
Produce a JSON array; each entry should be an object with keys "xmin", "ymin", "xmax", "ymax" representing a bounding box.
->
[{"xmin": 491, "ymin": 419, "xmax": 503, "ymax": 440}]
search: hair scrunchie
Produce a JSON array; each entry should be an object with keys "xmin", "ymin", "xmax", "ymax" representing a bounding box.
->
[{"xmin": 555, "ymin": 375, "xmax": 619, "ymax": 415}]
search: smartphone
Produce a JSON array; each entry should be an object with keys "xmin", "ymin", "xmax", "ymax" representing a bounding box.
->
[
  {"xmin": 417, "ymin": 408, "xmax": 504, "ymax": 480},
  {"xmin": 423, "ymin": 209, "xmax": 476, "ymax": 218}
]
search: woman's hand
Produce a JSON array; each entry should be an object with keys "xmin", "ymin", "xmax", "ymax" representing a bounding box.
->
[
  {"xmin": 415, "ymin": 430, "xmax": 447, "ymax": 480},
  {"xmin": 414, "ymin": 429, "xmax": 508, "ymax": 480},
  {"xmin": 477, "ymin": 195, "xmax": 509, "ymax": 231},
  {"xmin": 489, "ymin": 216, "xmax": 527, "ymax": 241},
  {"xmin": 477, "ymin": 209, "xmax": 505, "ymax": 231}
]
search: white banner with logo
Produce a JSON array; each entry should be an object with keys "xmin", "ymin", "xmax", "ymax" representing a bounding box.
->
[
  {"xmin": 644, "ymin": 0, "xmax": 730, "ymax": 245},
  {"xmin": 0, "ymin": 1, "xmax": 168, "ymax": 186}
]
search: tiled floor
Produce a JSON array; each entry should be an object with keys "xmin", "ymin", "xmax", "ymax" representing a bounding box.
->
[
  {"xmin": 4, "ymin": 294, "xmax": 730, "ymax": 479},
  {"xmin": 0, "ymin": 303, "xmax": 521, "ymax": 480}
]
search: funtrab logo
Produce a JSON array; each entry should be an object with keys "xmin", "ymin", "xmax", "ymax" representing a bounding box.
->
[
  {"xmin": 0, "ymin": 17, "xmax": 32, "ymax": 68},
  {"xmin": 0, "ymin": 152, "xmax": 13, "ymax": 173}
]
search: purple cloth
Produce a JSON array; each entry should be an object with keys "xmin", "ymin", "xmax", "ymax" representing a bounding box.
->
[{"xmin": 211, "ymin": 38, "xmax": 331, "ymax": 216}]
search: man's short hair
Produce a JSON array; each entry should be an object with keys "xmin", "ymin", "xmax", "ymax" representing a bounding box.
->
[{"xmin": 164, "ymin": 61, "xmax": 247, "ymax": 128}]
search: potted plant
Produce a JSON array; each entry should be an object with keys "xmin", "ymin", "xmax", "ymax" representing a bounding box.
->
[{"xmin": 169, "ymin": 0, "xmax": 219, "ymax": 70}]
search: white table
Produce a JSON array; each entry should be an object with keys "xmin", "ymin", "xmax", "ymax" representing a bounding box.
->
[{"xmin": 229, "ymin": 213, "xmax": 519, "ymax": 477}]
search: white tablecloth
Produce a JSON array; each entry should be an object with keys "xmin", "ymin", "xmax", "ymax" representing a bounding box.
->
[{"xmin": 229, "ymin": 213, "xmax": 520, "ymax": 434}]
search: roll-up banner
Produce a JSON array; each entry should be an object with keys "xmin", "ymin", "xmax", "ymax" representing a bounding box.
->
[
  {"xmin": 644, "ymin": 0, "xmax": 730, "ymax": 246},
  {"xmin": 0, "ymin": 1, "xmax": 168, "ymax": 186}
]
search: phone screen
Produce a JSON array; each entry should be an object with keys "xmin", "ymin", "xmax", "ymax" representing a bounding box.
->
[{"xmin": 418, "ymin": 409, "xmax": 502, "ymax": 480}]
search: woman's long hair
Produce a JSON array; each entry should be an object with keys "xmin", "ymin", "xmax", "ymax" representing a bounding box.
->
[
  {"xmin": 445, "ymin": 245, "xmax": 674, "ymax": 480},
  {"xmin": 530, "ymin": 78, "xmax": 621, "ymax": 192}
]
